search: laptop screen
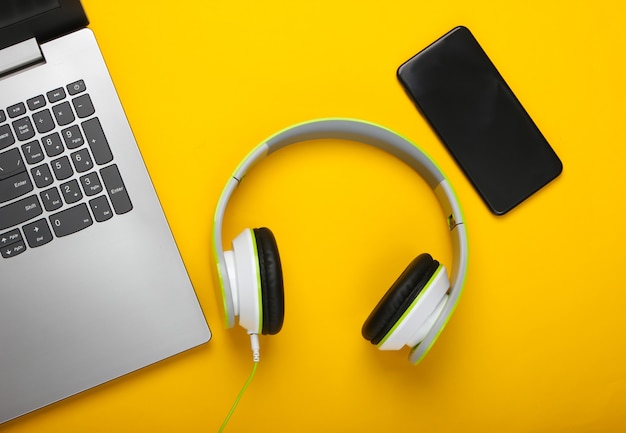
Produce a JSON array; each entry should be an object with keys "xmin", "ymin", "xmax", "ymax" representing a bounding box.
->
[
  {"xmin": 0, "ymin": 0, "xmax": 87, "ymax": 50},
  {"xmin": 0, "ymin": 0, "xmax": 61, "ymax": 29}
]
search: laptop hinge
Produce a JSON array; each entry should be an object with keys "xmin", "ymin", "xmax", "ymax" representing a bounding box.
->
[{"xmin": 0, "ymin": 38, "xmax": 44, "ymax": 77}]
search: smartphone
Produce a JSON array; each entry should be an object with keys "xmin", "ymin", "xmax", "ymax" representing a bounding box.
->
[{"xmin": 397, "ymin": 26, "xmax": 562, "ymax": 215}]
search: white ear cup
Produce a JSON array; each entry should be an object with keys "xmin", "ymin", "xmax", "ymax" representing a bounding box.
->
[
  {"xmin": 223, "ymin": 229, "xmax": 262, "ymax": 334},
  {"xmin": 377, "ymin": 266, "xmax": 450, "ymax": 351},
  {"xmin": 223, "ymin": 251, "xmax": 239, "ymax": 315},
  {"xmin": 405, "ymin": 294, "xmax": 448, "ymax": 348}
]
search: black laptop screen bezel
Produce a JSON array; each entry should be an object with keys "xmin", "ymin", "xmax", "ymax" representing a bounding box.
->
[{"xmin": 0, "ymin": 0, "xmax": 88, "ymax": 51}]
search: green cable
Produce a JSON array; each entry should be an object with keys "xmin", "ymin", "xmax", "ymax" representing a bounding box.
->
[{"xmin": 217, "ymin": 361, "xmax": 259, "ymax": 432}]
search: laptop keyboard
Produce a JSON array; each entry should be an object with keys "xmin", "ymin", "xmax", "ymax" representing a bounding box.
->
[{"xmin": 0, "ymin": 79, "xmax": 132, "ymax": 259}]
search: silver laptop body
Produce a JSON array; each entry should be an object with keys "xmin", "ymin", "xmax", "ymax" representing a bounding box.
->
[{"xmin": 0, "ymin": 0, "xmax": 211, "ymax": 424}]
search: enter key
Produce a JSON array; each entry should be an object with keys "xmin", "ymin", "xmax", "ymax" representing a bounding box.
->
[
  {"xmin": 0, "ymin": 148, "xmax": 32, "ymax": 203},
  {"xmin": 100, "ymin": 164, "xmax": 133, "ymax": 215}
]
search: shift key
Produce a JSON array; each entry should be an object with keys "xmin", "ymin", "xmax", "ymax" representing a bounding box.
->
[
  {"xmin": 0, "ymin": 195, "xmax": 42, "ymax": 230},
  {"xmin": 100, "ymin": 164, "xmax": 132, "ymax": 214}
]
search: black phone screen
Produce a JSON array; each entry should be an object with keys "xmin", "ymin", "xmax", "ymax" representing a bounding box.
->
[{"xmin": 397, "ymin": 26, "xmax": 562, "ymax": 215}]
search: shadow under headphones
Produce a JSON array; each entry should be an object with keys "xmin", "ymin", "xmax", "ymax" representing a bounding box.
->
[{"xmin": 212, "ymin": 119, "xmax": 469, "ymax": 365}]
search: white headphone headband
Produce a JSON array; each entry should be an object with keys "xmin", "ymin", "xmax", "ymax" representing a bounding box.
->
[{"xmin": 212, "ymin": 118, "xmax": 469, "ymax": 364}]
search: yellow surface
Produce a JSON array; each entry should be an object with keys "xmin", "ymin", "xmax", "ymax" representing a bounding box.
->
[{"xmin": 4, "ymin": 1, "xmax": 626, "ymax": 432}]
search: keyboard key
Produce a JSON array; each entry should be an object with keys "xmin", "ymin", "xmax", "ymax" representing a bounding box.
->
[
  {"xmin": 0, "ymin": 148, "xmax": 25, "ymax": 180},
  {"xmin": 52, "ymin": 101, "xmax": 75, "ymax": 126},
  {"xmin": 7, "ymin": 102, "xmax": 26, "ymax": 118},
  {"xmin": 0, "ymin": 171, "xmax": 33, "ymax": 203},
  {"xmin": 100, "ymin": 164, "xmax": 132, "ymax": 214},
  {"xmin": 27, "ymin": 95, "xmax": 46, "ymax": 111},
  {"xmin": 0, "ymin": 228, "xmax": 21, "ymax": 248},
  {"xmin": 0, "ymin": 194, "xmax": 43, "ymax": 231},
  {"xmin": 70, "ymin": 148, "xmax": 93, "ymax": 173},
  {"xmin": 72, "ymin": 94, "xmax": 95, "ymax": 118},
  {"xmin": 32, "ymin": 109, "xmax": 55, "ymax": 134},
  {"xmin": 31, "ymin": 164, "xmax": 54, "ymax": 188},
  {"xmin": 0, "ymin": 110, "xmax": 5, "ymax": 123},
  {"xmin": 80, "ymin": 172, "xmax": 103, "ymax": 196},
  {"xmin": 60, "ymin": 179, "xmax": 82, "ymax": 204},
  {"xmin": 89, "ymin": 195, "xmax": 113, "ymax": 222},
  {"xmin": 0, "ymin": 148, "xmax": 29, "ymax": 201},
  {"xmin": 1, "ymin": 240, "xmax": 26, "ymax": 258},
  {"xmin": 40, "ymin": 187, "xmax": 63, "ymax": 211},
  {"xmin": 12, "ymin": 117, "xmax": 35, "ymax": 141},
  {"xmin": 0, "ymin": 124, "xmax": 15, "ymax": 150},
  {"xmin": 51, "ymin": 155, "xmax": 73, "ymax": 180},
  {"xmin": 82, "ymin": 117, "xmax": 113, "ymax": 164},
  {"xmin": 42, "ymin": 132, "xmax": 64, "ymax": 157},
  {"xmin": 47, "ymin": 87, "xmax": 66, "ymax": 103},
  {"xmin": 21, "ymin": 140, "xmax": 45, "ymax": 164},
  {"xmin": 23, "ymin": 218, "xmax": 53, "ymax": 248},
  {"xmin": 67, "ymin": 80, "xmax": 86, "ymax": 95},
  {"xmin": 49, "ymin": 203, "xmax": 92, "ymax": 237},
  {"xmin": 61, "ymin": 125, "xmax": 84, "ymax": 149}
]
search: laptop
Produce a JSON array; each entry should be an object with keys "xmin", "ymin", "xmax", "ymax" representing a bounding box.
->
[{"xmin": 0, "ymin": 0, "xmax": 211, "ymax": 424}]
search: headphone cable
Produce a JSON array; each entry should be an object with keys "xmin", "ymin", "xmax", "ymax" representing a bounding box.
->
[{"xmin": 217, "ymin": 333, "xmax": 260, "ymax": 432}]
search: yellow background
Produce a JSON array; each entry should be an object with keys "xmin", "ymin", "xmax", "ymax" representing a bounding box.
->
[{"xmin": 4, "ymin": 1, "xmax": 626, "ymax": 432}]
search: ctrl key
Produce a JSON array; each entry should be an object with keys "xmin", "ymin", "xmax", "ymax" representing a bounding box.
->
[{"xmin": 1, "ymin": 229, "xmax": 26, "ymax": 258}]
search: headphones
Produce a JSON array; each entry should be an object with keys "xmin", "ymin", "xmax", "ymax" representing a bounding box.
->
[{"xmin": 212, "ymin": 118, "xmax": 469, "ymax": 364}]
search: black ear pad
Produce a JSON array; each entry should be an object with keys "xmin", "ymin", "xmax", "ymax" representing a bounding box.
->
[
  {"xmin": 253, "ymin": 227, "xmax": 285, "ymax": 335},
  {"xmin": 362, "ymin": 253, "xmax": 439, "ymax": 345}
]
